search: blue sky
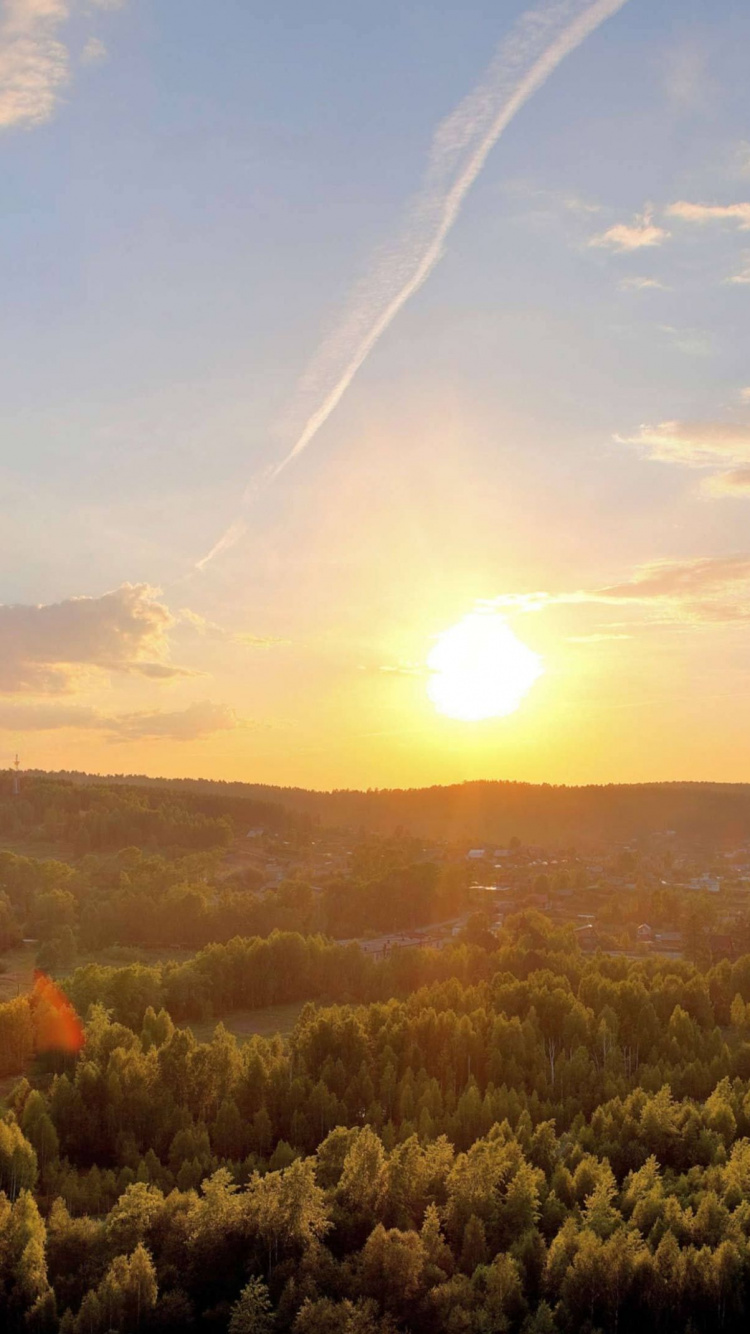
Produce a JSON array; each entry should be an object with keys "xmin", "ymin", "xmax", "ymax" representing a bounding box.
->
[{"xmin": 2, "ymin": 0, "xmax": 750, "ymax": 785}]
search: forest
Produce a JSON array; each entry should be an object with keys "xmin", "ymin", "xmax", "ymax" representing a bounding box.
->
[
  {"xmin": 4, "ymin": 775, "xmax": 750, "ymax": 1329},
  {"xmin": 39, "ymin": 769, "xmax": 750, "ymax": 846}
]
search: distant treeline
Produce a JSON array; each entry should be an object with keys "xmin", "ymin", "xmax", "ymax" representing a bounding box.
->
[
  {"xmin": 0, "ymin": 774, "xmax": 307, "ymax": 855},
  {"xmin": 27, "ymin": 770, "xmax": 750, "ymax": 845}
]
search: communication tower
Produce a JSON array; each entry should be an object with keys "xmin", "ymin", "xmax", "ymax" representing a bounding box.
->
[{"xmin": 12, "ymin": 754, "xmax": 21, "ymax": 797}]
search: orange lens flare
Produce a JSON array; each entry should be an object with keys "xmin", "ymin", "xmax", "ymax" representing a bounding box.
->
[{"xmin": 31, "ymin": 972, "xmax": 86, "ymax": 1056}]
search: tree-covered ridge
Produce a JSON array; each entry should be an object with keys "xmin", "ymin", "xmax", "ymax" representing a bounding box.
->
[
  {"xmin": 0, "ymin": 773, "xmax": 303, "ymax": 856},
  {"xmin": 35, "ymin": 769, "xmax": 750, "ymax": 845},
  {"xmin": 5, "ymin": 916, "xmax": 750, "ymax": 1328}
]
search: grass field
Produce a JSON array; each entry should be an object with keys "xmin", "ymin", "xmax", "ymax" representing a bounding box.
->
[
  {"xmin": 181, "ymin": 1000, "xmax": 307, "ymax": 1044},
  {"xmin": 0, "ymin": 941, "xmax": 196, "ymax": 1002}
]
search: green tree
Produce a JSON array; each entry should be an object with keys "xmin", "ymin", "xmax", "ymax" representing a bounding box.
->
[
  {"xmin": 229, "ymin": 1277, "xmax": 274, "ymax": 1334},
  {"xmin": 0, "ymin": 1120, "xmax": 38, "ymax": 1200},
  {"xmin": 460, "ymin": 1214, "xmax": 488, "ymax": 1273}
]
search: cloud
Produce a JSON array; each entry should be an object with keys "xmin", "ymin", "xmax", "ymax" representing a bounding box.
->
[
  {"xmin": 0, "ymin": 698, "xmax": 242, "ymax": 740},
  {"xmin": 0, "ymin": 584, "xmax": 186, "ymax": 692},
  {"xmin": 741, "ymin": 388, "xmax": 750, "ymax": 404},
  {"xmin": 81, "ymin": 35, "xmax": 106, "ymax": 64},
  {"xmin": 489, "ymin": 555, "xmax": 750, "ymax": 625},
  {"xmin": 0, "ymin": 0, "xmax": 71, "ymax": 130},
  {"xmin": 589, "ymin": 208, "xmax": 669, "ymax": 253},
  {"xmin": 105, "ymin": 700, "xmax": 242, "ymax": 741},
  {"xmin": 502, "ymin": 179, "xmax": 602, "ymax": 218},
  {"xmin": 593, "ymin": 556, "xmax": 750, "ymax": 603},
  {"xmin": 376, "ymin": 661, "xmax": 428, "ymax": 678},
  {"xmin": 663, "ymin": 39, "xmax": 711, "ymax": 112},
  {"xmin": 0, "ymin": 702, "xmax": 101, "ymax": 731},
  {"xmin": 618, "ymin": 275, "xmax": 666, "ymax": 291},
  {"xmin": 726, "ymin": 253, "xmax": 750, "ymax": 285},
  {"xmin": 0, "ymin": 0, "xmax": 126, "ymax": 131},
  {"xmin": 560, "ymin": 193, "xmax": 601, "ymax": 216},
  {"xmin": 566, "ymin": 633, "xmax": 632, "ymax": 643},
  {"xmin": 618, "ymin": 420, "xmax": 750, "ymax": 469},
  {"xmin": 178, "ymin": 608, "xmax": 286, "ymax": 649},
  {"xmin": 666, "ymin": 201, "xmax": 750, "ymax": 230},
  {"xmin": 197, "ymin": 0, "xmax": 632, "ymax": 569},
  {"xmin": 703, "ymin": 469, "xmax": 750, "ymax": 497},
  {"xmin": 657, "ymin": 326, "xmax": 714, "ymax": 358}
]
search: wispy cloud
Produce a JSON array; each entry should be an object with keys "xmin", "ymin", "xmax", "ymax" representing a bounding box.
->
[
  {"xmin": 560, "ymin": 193, "xmax": 601, "ymax": 216},
  {"xmin": 105, "ymin": 700, "xmax": 242, "ymax": 741},
  {"xmin": 0, "ymin": 583, "xmax": 187, "ymax": 693},
  {"xmin": 594, "ymin": 556, "xmax": 750, "ymax": 604},
  {"xmin": 178, "ymin": 607, "xmax": 286, "ymax": 649},
  {"xmin": 502, "ymin": 178, "xmax": 602, "ymax": 218},
  {"xmin": 81, "ymin": 35, "xmax": 107, "ymax": 65},
  {"xmin": 489, "ymin": 555, "xmax": 750, "ymax": 625},
  {"xmin": 0, "ymin": 698, "xmax": 243, "ymax": 741},
  {"xmin": 589, "ymin": 207, "xmax": 669, "ymax": 252},
  {"xmin": 567, "ymin": 632, "xmax": 632, "ymax": 643},
  {"xmin": 617, "ymin": 418, "xmax": 750, "ymax": 499},
  {"xmin": 618, "ymin": 420, "xmax": 750, "ymax": 469},
  {"xmin": 726, "ymin": 252, "xmax": 750, "ymax": 285},
  {"xmin": 703, "ymin": 469, "xmax": 750, "ymax": 497},
  {"xmin": 197, "ymin": 0, "xmax": 631, "ymax": 568},
  {"xmin": 657, "ymin": 326, "xmax": 714, "ymax": 358},
  {"xmin": 270, "ymin": 0, "xmax": 630, "ymax": 482},
  {"xmin": 618, "ymin": 275, "xmax": 667, "ymax": 291},
  {"xmin": 663, "ymin": 39, "xmax": 711, "ymax": 113},
  {"xmin": 376, "ymin": 661, "xmax": 428, "ymax": 678},
  {"xmin": 666, "ymin": 200, "xmax": 750, "ymax": 230}
]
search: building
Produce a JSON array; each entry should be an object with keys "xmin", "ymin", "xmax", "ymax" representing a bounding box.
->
[{"xmin": 688, "ymin": 875, "xmax": 721, "ymax": 894}]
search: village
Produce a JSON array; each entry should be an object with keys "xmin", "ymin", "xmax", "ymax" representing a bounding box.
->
[{"xmin": 217, "ymin": 819, "xmax": 750, "ymax": 964}]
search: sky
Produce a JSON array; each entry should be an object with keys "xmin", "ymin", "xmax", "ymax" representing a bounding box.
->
[{"xmin": 2, "ymin": 0, "xmax": 750, "ymax": 790}]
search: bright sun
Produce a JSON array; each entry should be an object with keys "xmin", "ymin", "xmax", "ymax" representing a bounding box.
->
[{"xmin": 427, "ymin": 611, "xmax": 543, "ymax": 721}]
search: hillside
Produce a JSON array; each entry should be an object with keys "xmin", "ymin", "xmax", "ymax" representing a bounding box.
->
[{"xmin": 33, "ymin": 770, "xmax": 750, "ymax": 847}]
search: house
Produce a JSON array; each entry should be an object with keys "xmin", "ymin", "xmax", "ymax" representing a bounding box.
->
[
  {"xmin": 636, "ymin": 923, "xmax": 653, "ymax": 942},
  {"xmin": 688, "ymin": 875, "xmax": 721, "ymax": 894},
  {"xmin": 654, "ymin": 930, "xmax": 682, "ymax": 949},
  {"xmin": 526, "ymin": 893, "xmax": 550, "ymax": 911},
  {"xmin": 467, "ymin": 849, "xmax": 486, "ymax": 860},
  {"xmin": 709, "ymin": 933, "xmax": 736, "ymax": 960},
  {"xmin": 574, "ymin": 923, "xmax": 599, "ymax": 952}
]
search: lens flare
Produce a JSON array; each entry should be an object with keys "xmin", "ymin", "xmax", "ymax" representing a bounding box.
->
[
  {"xmin": 32, "ymin": 972, "xmax": 85, "ymax": 1055},
  {"xmin": 427, "ymin": 612, "xmax": 543, "ymax": 721}
]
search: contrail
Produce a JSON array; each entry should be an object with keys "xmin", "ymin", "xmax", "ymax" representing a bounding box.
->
[{"xmin": 198, "ymin": 0, "xmax": 629, "ymax": 569}]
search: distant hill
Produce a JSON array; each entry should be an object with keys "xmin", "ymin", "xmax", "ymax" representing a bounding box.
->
[{"xmin": 26, "ymin": 770, "xmax": 750, "ymax": 848}]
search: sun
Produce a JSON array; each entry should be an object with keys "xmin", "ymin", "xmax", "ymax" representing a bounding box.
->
[{"xmin": 427, "ymin": 611, "xmax": 543, "ymax": 721}]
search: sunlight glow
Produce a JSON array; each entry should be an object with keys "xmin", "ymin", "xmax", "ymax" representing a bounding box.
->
[{"xmin": 427, "ymin": 612, "xmax": 544, "ymax": 721}]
